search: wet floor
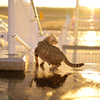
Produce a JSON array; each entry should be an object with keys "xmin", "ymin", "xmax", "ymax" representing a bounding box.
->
[{"xmin": 0, "ymin": 63, "xmax": 100, "ymax": 100}]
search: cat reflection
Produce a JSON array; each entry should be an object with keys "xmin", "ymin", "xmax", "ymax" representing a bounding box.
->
[{"xmin": 34, "ymin": 73, "xmax": 70, "ymax": 89}]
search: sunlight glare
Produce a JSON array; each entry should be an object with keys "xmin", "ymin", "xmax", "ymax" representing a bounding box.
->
[
  {"xmin": 82, "ymin": 31, "xmax": 99, "ymax": 46},
  {"xmin": 61, "ymin": 87, "xmax": 100, "ymax": 100},
  {"xmin": 81, "ymin": 41, "xmax": 98, "ymax": 46},
  {"xmin": 33, "ymin": 0, "xmax": 76, "ymax": 8},
  {"xmin": 46, "ymin": 92, "xmax": 53, "ymax": 96},
  {"xmin": 80, "ymin": 0, "xmax": 100, "ymax": 8},
  {"xmin": 81, "ymin": 71, "xmax": 100, "ymax": 83},
  {"xmin": 90, "ymin": 26, "xmax": 94, "ymax": 29},
  {"xmin": 0, "ymin": 24, "xmax": 2, "ymax": 27},
  {"xmin": 0, "ymin": 0, "xmax": 75, "ymax": 7},
  {"xmin": 85, "ymin": 31, "xmax": 97, "ymax": 41},
  {"xmin": 23, "ymin": 55, "xmax": 26, "ymax": 62},
  {"xmin": 0, "ymin": 0, "xmax": 100, "ymax": 8}
]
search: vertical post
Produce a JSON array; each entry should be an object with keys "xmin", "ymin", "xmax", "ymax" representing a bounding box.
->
[
  {"xmin": 8, "ymin": 0, "xmax": 15, "ymax": 58},
  {"xmin": 73, "ymin": 0, "xmax": 78, "ymax": 63},
  {"xmin": 91, "ymin": 8, "xmax": 94, "ymax": 19},
  {"xmin": 75, "ymin": 0, "xmax": 78, "ymax": 44}
]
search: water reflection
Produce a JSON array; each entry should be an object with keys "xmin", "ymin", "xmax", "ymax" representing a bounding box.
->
[
  {"xmin": 0, "ymin": 71, "xmax": 25, "ymax": 79},
  {"xmin": 0, "ymin": 71, "xmax": 26, "ymax": 100},
  {"xmin": 34, "ymin": 72, "xmax": 70, "ymax": 89},
  {"xmin": 0, "ymin": 68, "xmax": 100, "ymax": 100},
  {"xmin": 0, "ymin": 71, "xmax": 71, "ymax": 99}
]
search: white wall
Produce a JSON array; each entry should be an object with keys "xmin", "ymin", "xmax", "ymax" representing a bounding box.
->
[{"xmin": 15, "ymin": 0, "xmax": 38, "ymax": 50}]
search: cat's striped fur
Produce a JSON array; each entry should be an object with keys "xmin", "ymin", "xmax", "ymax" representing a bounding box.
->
[{"xmin": 35, "ymin": 34, "xmax": 84, "ymax": 71}]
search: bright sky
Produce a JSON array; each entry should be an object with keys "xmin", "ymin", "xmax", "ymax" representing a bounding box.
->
[{"xmin": 0, "ymin": 0, "xmax": 100, "ymax": 8}]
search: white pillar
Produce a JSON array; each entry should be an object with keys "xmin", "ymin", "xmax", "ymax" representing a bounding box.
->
[
  {"xmin": 73, "ymin": 0, "xmax": 79, "ymax": 63},
  {"xmin": 8, "ymin": 0, "xmax": 15, "ymax": 58}
]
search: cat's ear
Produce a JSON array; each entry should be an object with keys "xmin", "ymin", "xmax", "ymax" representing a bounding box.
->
[{"xmin": 50, "ymin": 34, "xmax": 54, "ymax": 38}]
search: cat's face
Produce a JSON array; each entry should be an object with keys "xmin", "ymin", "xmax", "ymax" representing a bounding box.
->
[
  {"xmin": 49, "ymin": 34, "xmax": 58, "ymax": 45},
  {"xmin": 44, "ymin": 34, "xmax": 58, "ymax": 45}
]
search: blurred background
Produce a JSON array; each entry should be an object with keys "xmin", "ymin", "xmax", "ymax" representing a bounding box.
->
[{"xmin": 0, "ymin": 0, "xmax": 100, "ymax": 63}]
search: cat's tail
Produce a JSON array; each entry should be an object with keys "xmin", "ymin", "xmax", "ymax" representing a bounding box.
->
[{"xmin": 64, "ymin": 56, "xmax": 84, "ymax": 68}]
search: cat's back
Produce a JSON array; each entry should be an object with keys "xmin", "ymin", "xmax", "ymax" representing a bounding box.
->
[
  {"xmin": 37, "ymin": 41, "xmax": 64, "ymax": 64},
  {"xmin": 37, "ymin": 41, "xmax": 62, "ymax": 55}
]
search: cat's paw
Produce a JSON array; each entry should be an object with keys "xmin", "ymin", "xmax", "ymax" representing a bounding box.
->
[{"xmin": 49, "ymin": 67, "xmax": 54, "ymax": 71}]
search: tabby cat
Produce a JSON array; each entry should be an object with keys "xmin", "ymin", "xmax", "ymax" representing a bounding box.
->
[{"xmin": 35, "ymin": 34, "xmax": 84, "ymax": 71}]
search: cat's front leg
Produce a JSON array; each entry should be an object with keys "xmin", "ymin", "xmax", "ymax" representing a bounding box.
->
[{"xmin": 35, "ymin": 47, "xmax": 39, "ymax": 71}]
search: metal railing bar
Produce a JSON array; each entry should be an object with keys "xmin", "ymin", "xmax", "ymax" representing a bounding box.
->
[
  {"xmin": 30, "ymin": 0, "xmax": 43, "ymax": 35},
  {"xmin": 14, "ymin": 34, "xmax": 34, "ymax": 53}
]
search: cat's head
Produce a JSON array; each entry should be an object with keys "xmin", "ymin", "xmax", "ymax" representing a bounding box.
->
[{"xmin": 43, "ymin": 34, "xmax": 58, "ymax": 45}]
